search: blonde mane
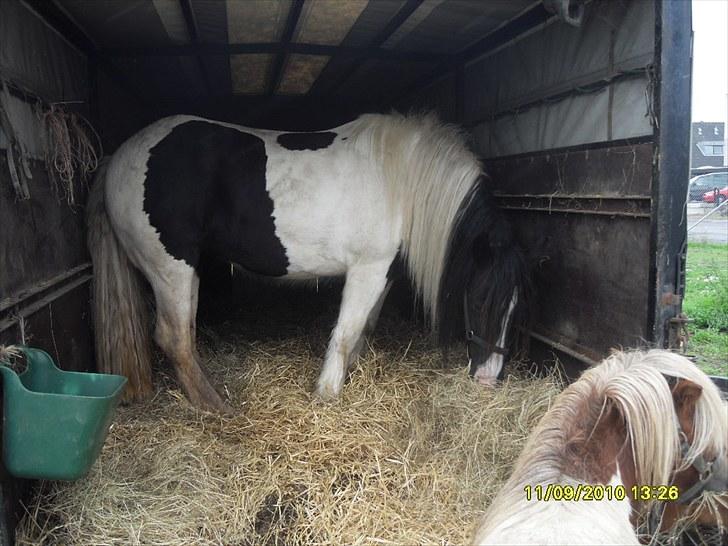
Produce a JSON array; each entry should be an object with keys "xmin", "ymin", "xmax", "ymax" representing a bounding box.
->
[
  {"xmin": 475, "ymin": 349, "xmax": 728, "ymax": 539},
  {"xmin": 348, "ymin": 112, "xmax": 482, "ymax": 325}
]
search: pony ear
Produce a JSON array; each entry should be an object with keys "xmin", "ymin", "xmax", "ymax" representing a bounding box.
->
[
  {"xmin": 671, "ymin": 378, "xmax": 703, "ymax": 436},
  {"xmin": 671, "ymin": 377, "xmax": 703, "ymax": 404},
  {"xmin": 597, "ymin": 399, "xmax": 625, "ymax": 430}
]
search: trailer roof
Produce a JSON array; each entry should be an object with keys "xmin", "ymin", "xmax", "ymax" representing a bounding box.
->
[{"xmin": 35, "ymin": 0, "xmax": 544, "ymax": 110}]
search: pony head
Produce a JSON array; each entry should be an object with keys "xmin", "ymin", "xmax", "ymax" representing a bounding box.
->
[
  {"xmin": 470, "ymin": 349, "xmax": 726, "ymax": 544},
  {"xmin": 437, "ymin": 178, "xmax": 531, "ymax": 383},
  {"xmin": 654, "ymin": 376, "xmax": 728, "ymax": 535},
  {"xmin": 593, "ymin": 350, "xmax": 728, "ymax": 534}
]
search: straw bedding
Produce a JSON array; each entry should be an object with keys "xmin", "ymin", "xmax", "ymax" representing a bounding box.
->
[{"xmin": 16, "ymin": 291, "xmax": 563, "ymax": 546}]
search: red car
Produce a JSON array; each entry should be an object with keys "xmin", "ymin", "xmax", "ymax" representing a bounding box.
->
[{"xmin": 702, "ymin": 186, "xmax": 728, "ymax": 204}]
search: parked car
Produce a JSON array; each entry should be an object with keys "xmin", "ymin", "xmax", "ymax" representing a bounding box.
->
[
  {"xmin": 702, "ymin": 186, "xmax": 728, "ymax": 204},
  {"xmin": 689, "ymin": 172, "xmax": 728, "ymax": 201}
]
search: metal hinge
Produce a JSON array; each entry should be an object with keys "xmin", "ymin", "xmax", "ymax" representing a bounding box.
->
[
  {"xmin": 667, "ymin": 243, "xmax": 689, "ymax": 351},
  {"xmin": 668, "ymin": 313, "xmax": 691, "ymax": 352},
  {"xmin": 543, "ymin": 0, "xmax": 585, "ymax": 27}
]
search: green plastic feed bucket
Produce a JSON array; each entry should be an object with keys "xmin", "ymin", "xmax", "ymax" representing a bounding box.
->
[{"xmin": 0, "ymin": 347, "xmax": 126, "ymax": 480}]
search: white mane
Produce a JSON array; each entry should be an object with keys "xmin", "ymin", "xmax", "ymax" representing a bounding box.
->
[{"xmin": 348, "ymin": 112, "xmax": 482, "ymax": 325}]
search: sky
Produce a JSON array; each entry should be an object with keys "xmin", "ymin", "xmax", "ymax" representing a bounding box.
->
[{"xmin": 692, "ymin": 0, "xmax": 728, "ymax": 122}]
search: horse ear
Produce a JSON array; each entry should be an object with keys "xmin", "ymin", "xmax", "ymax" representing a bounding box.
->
[
  {"xmin": 598, "ymin": 400, "xmax": 625, "ymax": 429},
  {"xmin": 671, "ymin": 378, "xmax": 703, "ymax": 436},
  {"xmin": 671, "ymin": 377, "xmax": 702, "ymax": 404}
]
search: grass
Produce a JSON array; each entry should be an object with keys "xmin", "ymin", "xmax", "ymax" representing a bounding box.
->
[{"xmin": 683, "ymin": 242, "xmax": 728, "ymax": 377}]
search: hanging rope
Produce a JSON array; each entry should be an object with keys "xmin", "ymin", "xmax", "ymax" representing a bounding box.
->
[
  {"xmin": 0, "ymin": 344, "xmax": 23, "ymax": 372},
  {"xmin": 40, "ymin": 103, "xmax": 102, "ymax": 206}
]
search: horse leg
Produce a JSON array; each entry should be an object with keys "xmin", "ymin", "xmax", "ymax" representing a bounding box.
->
[
  {"xmin": 151, "ymin": 267, "xmax": 231, "ymax": 413},
  {"xmin": 344, "ymin": 280, "xmax": 394, "ymax": 372},
  {"xmin": 315, "ymin": 262, "xmax": 390, "ymax": 400},
  {"xmin": 365, "ymin": 280, "xmax": 392, "ymax": 334}
]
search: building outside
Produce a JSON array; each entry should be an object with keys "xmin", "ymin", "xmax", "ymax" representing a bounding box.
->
[{"xmin": 691, "ymin": 121, "xmax": 726, "ymax": 174}]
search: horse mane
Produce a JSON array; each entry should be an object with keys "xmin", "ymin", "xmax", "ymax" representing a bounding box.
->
[
  {"xmin": 349, "ymin": 111, "xmax": 481, "ymax": 326},
  {"xmin": 476, "ymin": 349, "xmax": 728, "ymax": 537}
]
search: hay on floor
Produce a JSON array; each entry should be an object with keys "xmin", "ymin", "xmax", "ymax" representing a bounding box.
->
[{"xmin": 17, "ymin": 317, "xmax": 562, "ymax": 546}]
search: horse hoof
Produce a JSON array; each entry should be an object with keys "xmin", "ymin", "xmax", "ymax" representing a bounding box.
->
[
  {"xmin": 313, "ymin": 385, "xmax": 341, "ymax": 402},
  {"xmin": 186, "ymin": 388, "xmax": 234, "ymax": 414},
  {"xmin": 205, "ymin": 393, "xmax": 235, "ymax": 414},
  {"xmin": 203, "ymin": 400, "xmax": 235, "ymax": 415},
  {"xmin": 213, "ymin": 400, "xmax": 235, "ymax": 415}
]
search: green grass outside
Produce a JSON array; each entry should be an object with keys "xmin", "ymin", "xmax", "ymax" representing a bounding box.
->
[{"xmin": 683, "ymin": 242, "xmax": 728, "ymax": 377}]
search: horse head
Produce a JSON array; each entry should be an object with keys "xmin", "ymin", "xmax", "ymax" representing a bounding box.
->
[
  {"xmin": 439, "ymin": 179, "xmax": 531, "ymax": 385},
  {"xmin": 654, "ymin": 385, "xmax": 728, "ymax": 535},
  {"xmin": 596, "ymin": 352, "xmax": 728, "ymax": 537}
]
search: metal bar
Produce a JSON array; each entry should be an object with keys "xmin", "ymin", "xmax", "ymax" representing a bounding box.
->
[
  {"xmin": 22, "ymin": 0, "xmax": 96, "ymax": 54},
  {"xmin": 526, "ymin": 330, "xmax": 600, "ymax": 368},
  {"xmin": 456, "ymin": 2, "xmax": 552, "ymax": 63},
  {"xmin": 495, "ymin": 193, "xmax": 652, "ymax": 201},
  {"xmin": 499, "ymin": 205, "xmax": 651, "ymax": 219},
  {"xmin": 312, "ymin": 0, "xmax": 425, "ymax": 95},
  {"xmin": 179, "ymin": 0, "xmax": 211, "ymax": 95},
  {"xmin": 647, "ymin": 0, "xmax": 693, "ymax": 348},
  {"xmin": 22, "ymin": 0, "xmax": 148, "ymax": 106},
  {"xmin": 484, "ymin": 135, "xmax": 654, "ymax": 163},
  {"xmin": 687, "ymin": 199, "xmax": 728, "ymax": 231},
  {"xmin": 0, "ymin": 274, "xmax": 93, "ymax": 333},
  {"xmin": 98, "ymin": 42, "xmax": 448, "ymax": 63},
  {"xmin": 0, "ymin": 263, "xmax": 92, "ymax": 313},
  {"xmin": 396, "ymin": 2, "xmax": 552, "ymax": 105},
  {"xmin": 267, "ymin": 0, "xmax": 306, "ymax": 96},
  {"xmin": 466, "ymin": 66, "xmax": 649, "ymax": 128}
]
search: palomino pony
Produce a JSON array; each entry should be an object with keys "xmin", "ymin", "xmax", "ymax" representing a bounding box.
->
[
  {"xmin": 472, "ymin": 350, "xmax": 728, "ymax": 545},
  {"xmin": 87, "ymin": 112, "xmax": 529, "ymax": 412}
]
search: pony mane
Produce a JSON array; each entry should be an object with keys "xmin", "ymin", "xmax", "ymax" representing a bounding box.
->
[
  {"xmin": 476, "ymin": 350, "xmax": 728, "ymax": 537},
  {"xmin": 349, "ymin": 112, "xmax": 482, "ymax": 326}
]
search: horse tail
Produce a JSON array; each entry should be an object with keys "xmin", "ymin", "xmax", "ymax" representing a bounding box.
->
[{"xmin": 87, "ymin": 159, "xmax": 154, "ymax": 402}]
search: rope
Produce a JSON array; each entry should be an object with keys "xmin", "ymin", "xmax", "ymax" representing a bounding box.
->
[
  {"xmin": 39, "ymin": 104, "xmax": 102, "ymax": 206},
  {"xmin": 0, "ymin": 344, "xmax": 23, "ymax": 372}
]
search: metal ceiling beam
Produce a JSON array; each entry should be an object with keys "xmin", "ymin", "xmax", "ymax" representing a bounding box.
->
[
  {"xmin": 99, "ymin": 42, "xmax": 448, "ymax": 63},
  {"xmin": 456, "ymin": 3, "xmax": 552, "ymax": 64},
  {"xmin": 179, "ymin": 0, "xmax": 212, "ymax": 95},
  {"xmin": 394, "ymin": 2, "xmax": 553, "ymax": 107},
  {"xmin": 372, "ymin": 0, "xmax": 427, "ymax": 46},
  {"xmin": 22, "ymin": 0, "xmax": 96, "ymax": 53},
  {"xmin": 22, "ymin": 0, "xmax": 148, "ymax": 106},
  {"xmin": 312, "ymin": 0, "xmax": 425, "ymax": 95},
  {"xmin": 266, "ymin": 0, "xmax": 306, "ymax": 96}
]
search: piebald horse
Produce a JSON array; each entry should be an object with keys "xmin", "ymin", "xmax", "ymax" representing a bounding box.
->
[
  {"xmin": 472, "ymin": 350, "xmax": 728, "ymax": 545},
  {"xmin": 87, "ymin": 113, "xmax": 529, "ymax": 412}
]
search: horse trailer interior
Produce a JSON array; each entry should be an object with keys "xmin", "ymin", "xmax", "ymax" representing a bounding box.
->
[{"xmin": 0, "ymin": 0, "xmax": 694, "ymax": 542}]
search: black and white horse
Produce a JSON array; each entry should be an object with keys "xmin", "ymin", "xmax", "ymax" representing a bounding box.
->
[{"xmin": 87, "ymin": 112, "xmax": 529, "ymax": 412}]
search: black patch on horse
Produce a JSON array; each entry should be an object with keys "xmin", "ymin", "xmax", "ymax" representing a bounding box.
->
[
  {"xmin": 144, "ymin": 121, "xmax": 289, "ymax": 276},
  {"xmin": 276, "ymin": 132, "xmax": 337, "ymax": 151}
]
